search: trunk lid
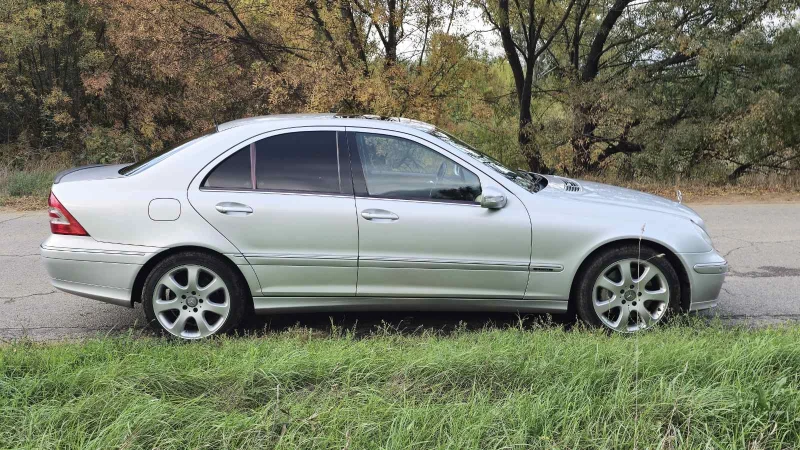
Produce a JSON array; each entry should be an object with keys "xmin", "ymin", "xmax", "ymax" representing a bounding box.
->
[{"xmin": 54, "ymin": 164, "xmax": 128, "ymax": 184}]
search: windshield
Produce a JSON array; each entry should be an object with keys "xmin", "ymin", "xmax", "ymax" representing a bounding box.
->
[
  {"xmin": 119, "ymin": 129, "xmax": 216, "ymax": 176},
  {"xmin": 427, "ymin": 128, "xmax": 545, "ymax": 193}
]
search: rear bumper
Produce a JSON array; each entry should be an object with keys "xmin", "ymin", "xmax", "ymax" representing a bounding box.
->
[
  {"xmin": 677, "ymin": 250, "xmax": 728, "ymax": 311},
  {"xmin": 40, "ymin": 235, "xmax": 159, "ymax": 308}
]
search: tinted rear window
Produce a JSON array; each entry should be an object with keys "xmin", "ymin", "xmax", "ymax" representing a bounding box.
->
[
  {"xmin": 255, "ymin": 131, "xmax": 340, "ymax": 193},
  {"xmin": 202, "ymin": 147, "xmax": 252, "ymax": 189}
]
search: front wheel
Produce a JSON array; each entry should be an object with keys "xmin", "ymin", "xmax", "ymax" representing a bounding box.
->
[
  {"xmin": 575, "ymin": 245, "xmax": 680, "ymax": 333},
  {"xmin": 142, "ymin": 252, "xmax": 247, "ymax": 339}
]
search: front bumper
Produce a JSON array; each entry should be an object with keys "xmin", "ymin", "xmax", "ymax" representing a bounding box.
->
[
  {"xmin": 677, "ymin": 250, "xmax": 728, "ymax": 311},
  {"xmin": 40, "ymin": 235, "xmax": 158, "ymax": 308}
]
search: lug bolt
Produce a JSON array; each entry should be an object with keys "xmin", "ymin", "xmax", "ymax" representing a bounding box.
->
[
  {"xmin": 620, "ymin": 290, "xmax": 625, "ymax": 294},
  {"xmin": 632, "ymin": 301, "xmax": 637, "ymax": 306},
  {"xmin": 182, "ymin": 305, "xmax": 187, "ymax": 310},
  {"xmin": 193, "ymin": 308, "xmax": 198, "ymax": 312},
  {"xmin": 630, "ymin": 285, "xmax": 634, "ymax": 289},
  {"xmin": 192, "ymin": 291, "xmax": 196, "ymax": 295},
  {"xmin": 199, "ymin": 299, "xmax": 203, "ymax": 303},
  {"xmin": 638, "ymin": 292, "xmax": 642, "ymax": 296},
  {"xmin": 182, "ymin": 295, "xmax": 186, "ymax": 299}
]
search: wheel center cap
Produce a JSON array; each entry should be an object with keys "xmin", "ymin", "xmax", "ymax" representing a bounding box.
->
[
  {"xmin": 624, "ymin": 290, "xmax": 636, "ymax": 301},
  {"xmin": 186, "ymin": 296, "xmax": 198, "ymax": 307}
]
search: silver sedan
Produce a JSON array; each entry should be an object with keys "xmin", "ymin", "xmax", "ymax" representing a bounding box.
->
[{"xmin": 41, "ymin": 114, "xmax": 727, "ymax": 338}]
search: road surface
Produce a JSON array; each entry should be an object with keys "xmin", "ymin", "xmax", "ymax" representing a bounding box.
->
[{"xmin": 1, "ymin": 203, "xmax": 799, "ymax": 340}]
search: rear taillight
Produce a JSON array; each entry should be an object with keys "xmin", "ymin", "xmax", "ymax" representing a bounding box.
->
[{"xmin": 48, "ymin": 192, "xmax": 89, "ymax": 236}]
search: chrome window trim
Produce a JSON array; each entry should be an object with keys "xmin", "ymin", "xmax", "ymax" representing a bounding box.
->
[
  {"xmin": 355, "ymin": 195, "xmax": 480, "ymax": 207},
  {"xmin": 199, "ymin": 187, "xmax": 354, "ymax": 199}
]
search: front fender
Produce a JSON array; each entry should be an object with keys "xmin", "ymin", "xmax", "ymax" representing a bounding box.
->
[{"xmin": 523, "ymin": 196, "xmax": 710, "ymax": 300}]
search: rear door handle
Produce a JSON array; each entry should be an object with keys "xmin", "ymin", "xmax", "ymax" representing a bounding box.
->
[
  {"xmin": 215, "ymin": 202, "xmax": 253, "ymax": 215},
  {"xmin": 361, "ymin": 209, "xmax": 399, "ymax": 221}
]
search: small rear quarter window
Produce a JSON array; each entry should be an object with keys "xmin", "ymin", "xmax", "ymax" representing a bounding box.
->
[{"xmin": 202, "ymin": 147, "xmax": 252, "ymax": 189}]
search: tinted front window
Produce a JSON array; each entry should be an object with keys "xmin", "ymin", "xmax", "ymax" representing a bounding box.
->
[
  {"xmin": 354, "ymin": 133, "xmax": 481, "ymax": 202},
  {"xmin": 256, "ymin": 131, "xmax": 340, "ymax": 193},
  {"xmin": 202, "ymin": 147, "xmax": 252, "ymax": 189}
]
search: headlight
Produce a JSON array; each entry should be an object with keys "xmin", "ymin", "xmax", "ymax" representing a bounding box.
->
[{"xmin": 692, "ymin": 220, "xmax": 715, "ymax": 250}]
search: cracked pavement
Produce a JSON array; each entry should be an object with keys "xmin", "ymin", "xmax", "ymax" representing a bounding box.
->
[
  {"xmin": 1, "ymin": 204, "xmax": 798, "ymax": 340},
  {"xmin": 693, "ymin": 203, "xmax": 800, "ymax": 323}
]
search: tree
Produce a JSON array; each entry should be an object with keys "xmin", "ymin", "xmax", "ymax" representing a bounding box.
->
[
  {"xmin": 553, "ymin": 0, "xmax": 793, "ymax": 175},
  {"xmin": 476, "ymin": 0, "xmax": 576, "ymax": 172}
]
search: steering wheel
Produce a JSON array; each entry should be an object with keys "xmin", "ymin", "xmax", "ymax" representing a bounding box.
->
[{"xmin": 429, "ymin": 161, "xmax": 447, "ymax": 198}]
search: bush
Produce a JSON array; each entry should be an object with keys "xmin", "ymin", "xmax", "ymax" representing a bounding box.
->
[{"xmin": 2, "ymin": 170, "xmax": 56, "ymax": 197}]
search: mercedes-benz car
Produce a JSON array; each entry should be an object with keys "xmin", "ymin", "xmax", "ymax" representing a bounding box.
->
[{"xmin": 41, "ymin": 114, "xmax": 727, "ymax": 338}]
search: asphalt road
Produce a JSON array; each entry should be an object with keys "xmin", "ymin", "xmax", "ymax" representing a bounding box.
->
[{"xmin": 1, "ymin": 203, "xmax": 799, "ymax": 340}]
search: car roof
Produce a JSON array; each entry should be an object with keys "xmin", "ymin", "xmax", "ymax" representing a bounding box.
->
[{"xmin": 215, "ymin": 113, "xmax": 437, "ymax": 134}]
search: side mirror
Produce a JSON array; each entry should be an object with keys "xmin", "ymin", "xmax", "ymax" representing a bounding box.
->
[{"xmin": 480, "ymin": 187, "xmax": 507, "ymax": 209}]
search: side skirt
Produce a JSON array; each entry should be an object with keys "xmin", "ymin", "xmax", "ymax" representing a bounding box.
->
[{"xmin": 252, "ymin": 297, "xmax": 568, "ymax": 314}]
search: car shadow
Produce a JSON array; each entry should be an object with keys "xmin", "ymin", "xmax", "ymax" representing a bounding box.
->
[{"xmin": 239, "ymin": 310, "xmax": 575, "ymax": 338}]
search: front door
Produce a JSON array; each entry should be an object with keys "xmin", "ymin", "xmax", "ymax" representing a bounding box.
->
[
  {"xmin": 347, "ymin": 129, "xmax": 532, "ymax": 298},
  {"xmin": 189, "ymin": 128, "xmax": 359, "ymax": 296}
]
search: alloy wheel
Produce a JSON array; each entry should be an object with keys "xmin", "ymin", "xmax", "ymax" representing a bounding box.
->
[
  {"xmin": 592, "ymin": 258, "xmax": 670, "ymax": 332},
  {"xmin": 152, "ymin": 264, "xmax": 230, "ymax": 339}
]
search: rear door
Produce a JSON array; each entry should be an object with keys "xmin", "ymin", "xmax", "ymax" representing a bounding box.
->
[
  {"xmin": 347, "ymin": 129, "xmax": 532, "ymax": 298},
  {"xmin": 188, "ymin": 128, "xmax": 359, "ymax": 296}
]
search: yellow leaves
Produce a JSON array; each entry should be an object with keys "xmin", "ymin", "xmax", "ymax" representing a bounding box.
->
[
  {"xmin": 53, "ymin": 112, "xmax": 73, "ymax": 127},
  {"xmin": 43, "ymin": 88, "xmax": 70, "ymax": 110},
  {"xmin": 82, "ymin": 72, "xmax": 112, "ymax": 96},
  {"xmin": 139, "ymin": 122, "xmax": 156, "ymax": 141}
]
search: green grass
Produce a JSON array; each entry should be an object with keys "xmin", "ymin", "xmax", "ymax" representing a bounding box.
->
[
  {"xmin": 2, "ymin": 322, "xmax": 800, "ymax": 449},
  {"xmin": 0, "ymin": 168, "xmax": 56, "ymax": 197}
]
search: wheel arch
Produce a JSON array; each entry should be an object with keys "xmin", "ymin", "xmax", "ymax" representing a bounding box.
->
[
  {"xmin": 568, "ymin": 238, "xmax": 692, "ymax": 312},
  {"xmin": 132, "ymin": 246, "xmax": 255, "ymax": 307}
]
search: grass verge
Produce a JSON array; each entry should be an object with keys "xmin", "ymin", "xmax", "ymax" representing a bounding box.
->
[
  {"xmin": 2, "ymin": 322, "xmax": 799, "ymax": 449},
  {"xmin": 0, "ymin": 167, "xmax": 57, "ymax": 210}
]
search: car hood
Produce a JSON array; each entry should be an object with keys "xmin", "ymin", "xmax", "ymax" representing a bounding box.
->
[{"xmin": 540, "ymin": 175, "xmax": 703, "ymax": 224}]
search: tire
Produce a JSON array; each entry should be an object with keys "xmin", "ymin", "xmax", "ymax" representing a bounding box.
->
[
  {"xmin": 574, "ymin": 244, "xmax": 680, "ymax": 333},
  {"xmin": 142, "ymin": 251, "xmax": 248, "ymax": 339}
]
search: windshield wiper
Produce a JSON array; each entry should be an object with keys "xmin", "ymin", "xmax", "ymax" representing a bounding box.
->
[{"xmin": 514, "ymin": 170, "xmax": 547, "ymax": 193}]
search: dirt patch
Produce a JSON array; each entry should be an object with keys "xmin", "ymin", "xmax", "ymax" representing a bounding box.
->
[
  {"xmin": 0, "ymin": 195, "xmax": 47, "ymax": 211},
  {"xmin": 686, "ymin": 193, "xmax": 800, "ymax": 205}
]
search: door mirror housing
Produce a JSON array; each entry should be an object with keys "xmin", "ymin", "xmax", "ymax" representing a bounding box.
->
[{"xmin": 480, "ymin": 187, "xmax": 507, "ymax": 209}]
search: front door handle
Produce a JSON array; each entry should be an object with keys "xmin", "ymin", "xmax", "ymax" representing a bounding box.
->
[
  {"xmin": 361, "ymin": 209, "xmax": 399, "ymax": 221},
  {"xmin": 215, "ymin": 202, "xmax": 253, "ymax": 215}
]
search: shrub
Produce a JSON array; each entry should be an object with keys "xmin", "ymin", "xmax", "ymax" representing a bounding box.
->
[{"xmin": 3, "ymin": 170, "xmax": 56, "ymax": 197}]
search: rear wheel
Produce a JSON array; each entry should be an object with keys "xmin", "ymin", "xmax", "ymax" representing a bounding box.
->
[
  {"xmin": 142, "ymin": 252, "xmax": 247, "ymax": 339},
  {"xmin": 575, "ymin": 245, "xmax": 680, "ymax": 332}
]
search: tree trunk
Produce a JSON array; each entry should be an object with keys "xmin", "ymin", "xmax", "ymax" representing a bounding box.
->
[
  {"xmin": 519, "ymin": 107, "xmax": 546, "ymax": 173},
  {"xmin": 571, "ymin": 104, "xmax": 595, "ymax": 175},
  {"xmin": 569, "ymin": 0, "xmax": 631, "ymax": 174},
  {"xmin": 385, "ymin": 0, "xmax": 398, "ymax": 66}
]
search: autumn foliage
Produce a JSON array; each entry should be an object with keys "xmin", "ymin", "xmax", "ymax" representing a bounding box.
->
[{"xmin": 1, "ymin": 0, "xmax": 798, "ymax": 182}]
